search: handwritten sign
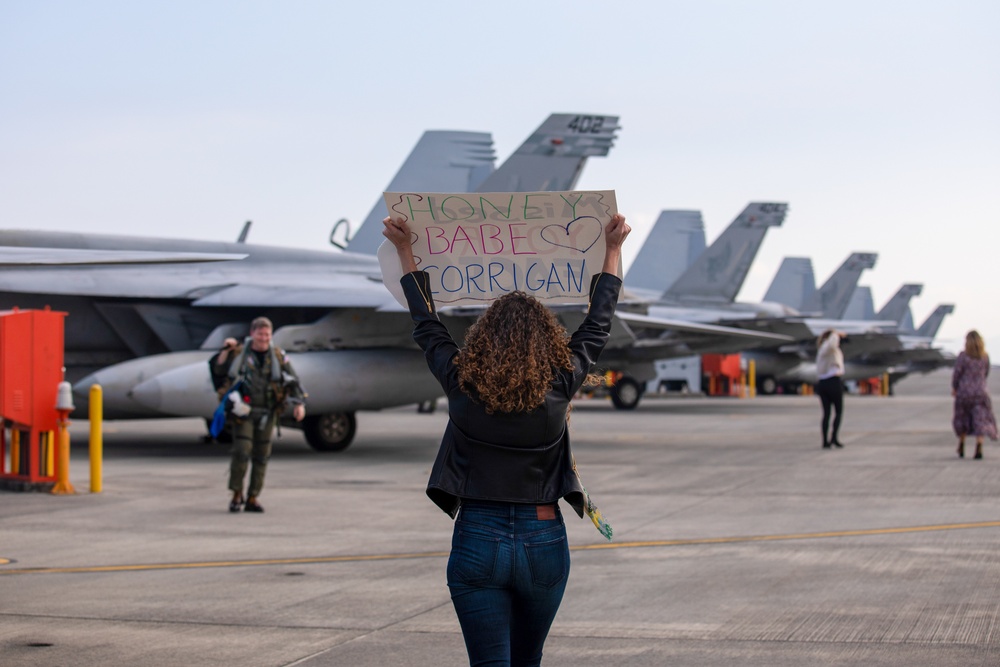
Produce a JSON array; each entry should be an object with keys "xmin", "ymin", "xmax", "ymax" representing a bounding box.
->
[{"xmin": 378, "ymin": 190, "xmax": 618, "ymax": 308}]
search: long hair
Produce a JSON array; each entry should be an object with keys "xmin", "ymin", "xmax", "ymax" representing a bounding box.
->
[
  {"xmin": 455, "ymin": 291, "xmax": 573, "ymax": 414},
  {"xmin": 817, "ymin": 329, "xmax": 836, "ymax": 348},
  {"xmin": 965, "ymin": 330, "xmax": 986, "ymax": 359}
]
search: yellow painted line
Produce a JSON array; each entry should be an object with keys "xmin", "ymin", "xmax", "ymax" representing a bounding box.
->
[
  {"xmin": 2, "ymin": 520, "xmax": 999, "ymax": 576},
  {"xmin": 0, "ymin": 551, "xmax": 451, "ymax": 576},
  {"xmin": 572, "ymin": 520, "xmax": 1000, "ymax": 551}
]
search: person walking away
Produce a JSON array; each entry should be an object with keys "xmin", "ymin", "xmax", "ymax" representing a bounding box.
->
[
  {"xmin": 211, "ymin": 317, "xmax": 306, "ymax": 512},
  {"xmin": 383, "ymin": 212, "xmax": 630, "ymax": 667},
  {"xmin": 816, "ymin": 329, "xmax": 846, "ymax": 449},
  {"xmin": 952, "ymin": 329, "xmax": 997, "ymax": 459}
]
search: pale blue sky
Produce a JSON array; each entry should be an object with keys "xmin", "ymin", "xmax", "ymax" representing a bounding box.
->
[{"xmin": 2, "ymin": 0, "xmax": 998, "ymax": 353}]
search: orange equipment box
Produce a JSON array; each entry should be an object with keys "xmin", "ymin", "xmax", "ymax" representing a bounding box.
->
[{"xmin": 0, "ymin": 307, "xmax": 67, "ymax": 484}]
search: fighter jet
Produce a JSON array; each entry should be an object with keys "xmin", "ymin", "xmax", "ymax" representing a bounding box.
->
[
  {"xmin": 734, "ymin": 252, "xmax": 889, "ymax": 392},
  {"xmin": 845, "ymin": 283, "xmax": 923, "ymax": 331},
  {"xmin": 0, "ymin": 113, "xmax": 623, "ymax": 451},
  {"xmin": 588, "ymin": 202, "xmax": 798, "ymax": 408},
  {"xmin": 746, "ymin": 271, "xmax": 953, "ymax": 392},
  {"xmin": 622, "ymin": 213, "xmax": 897, "ymax": 398}
]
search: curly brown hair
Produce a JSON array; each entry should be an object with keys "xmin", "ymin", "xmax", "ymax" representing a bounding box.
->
[{"xmin": 455, "ymin": 291, "xmax": 573, "ymax": 414}]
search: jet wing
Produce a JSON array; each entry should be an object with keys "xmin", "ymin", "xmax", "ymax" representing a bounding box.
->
[
  {"xmin": 840, "ymin": 332, "xmax": 904, "ymax": 358},
  {"xmin": 718, "ymin": 316, "xmax": 898, "ymax": 342},
  {"xmin": 615, "ymin": 311, "xmax": 794, "ymax": 343},
  {"xmin": 189, "ymin": 277, "xmax": 396, "ymax": 309},
  {"xmin": 564, "ymin": 310, "xmax": 797, "ymax": 364},
  {"xmin": 0, "ymin": 246, "xmax": 248, "ymax": 266}
]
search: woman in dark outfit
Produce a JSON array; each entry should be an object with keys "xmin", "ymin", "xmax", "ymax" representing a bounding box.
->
[
  {"xmin": 815, "ymin": 329, "xmax": 846, "ymax": 448},
  {"xmin": 383, "ymin": 213, "xmax": 630, "ymax": 667}
]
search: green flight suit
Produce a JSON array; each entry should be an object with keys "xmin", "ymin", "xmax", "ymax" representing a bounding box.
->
[{"xmin": 212, "ymin": 342, "xmax": 304, "ymax": 499}]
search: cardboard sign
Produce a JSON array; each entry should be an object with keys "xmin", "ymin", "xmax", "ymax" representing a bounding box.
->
[{"xmin": 378, "ymin": 190, "xmax": 618, "ymax": 308}]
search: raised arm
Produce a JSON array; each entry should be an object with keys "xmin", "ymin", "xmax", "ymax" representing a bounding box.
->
[
  {"xmin": 382, "ymin": 216, "xmax": 419, "ymax": 274},
  {"xmin": 602, "ymin": 213, "xmax": 631, "ymax": 276}
]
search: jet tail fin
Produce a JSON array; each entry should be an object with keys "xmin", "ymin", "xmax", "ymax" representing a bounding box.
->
[
  {"xmin": 763, "ymin": 257, "xmax": 815, "ymax": 310},
  {"xmin": 625, "ymin": 210, "xmax": 706, "ymax": 295},
  {"xmin": 474, "ymin": 113, "xmax": 620, "ymax": 193},
  {"xmin": 916, "ymin": 304, "xmax": 955, "ymax": 339},
  {"xmin": 347, "ymin": 130, "xmax": 496, "ymax": 255},
  {"xmin": 662, "ymin": 202, "xmax": 787, "ymax": 304},
  {"xmin": 843, "ymin": 286, "xmax": 876, "ymax": 320},
  {"xmin": 876, "ymin": 284, "xmax": 923, "ymax": 326},
  {"xmin": 801, "ymin": 252, "xmax": 877, "ymax": 319}
]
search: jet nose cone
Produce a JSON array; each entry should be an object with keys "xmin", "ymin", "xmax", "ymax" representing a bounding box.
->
[{"xmin": 72, "ymin": 372, "xmax": 100, "ymax": 399}]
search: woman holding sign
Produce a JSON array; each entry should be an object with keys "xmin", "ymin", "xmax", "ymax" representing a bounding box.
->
[{"xmin": 383, "ymin": 212, "xmax": 629, "ymax": 667}]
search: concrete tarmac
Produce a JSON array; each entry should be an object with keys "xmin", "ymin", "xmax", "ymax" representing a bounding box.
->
[{"xmin": 2, "ymin": 369, "xmax": 999, "ymax": 666}]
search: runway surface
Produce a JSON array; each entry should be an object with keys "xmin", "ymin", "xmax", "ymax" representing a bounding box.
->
[{"xmin": 2, "ymin": 369, "xmax": 998, "ymax": 666}]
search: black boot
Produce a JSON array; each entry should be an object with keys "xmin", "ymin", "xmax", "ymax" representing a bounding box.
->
[{"xmin": 957, "ymin": 441, "xmax": 965, "ymax": 458}]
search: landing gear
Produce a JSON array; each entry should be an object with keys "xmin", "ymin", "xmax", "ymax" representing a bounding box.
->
[
  {"xmin": 303, "ymin": 412, "xmax": 357, "ymax": 452},
  {"xmin": 610, "ymin": 376, "xmax": 643, "ymax": 410},
  {"xmin": 758, "ymin": 376, "xmax": 777, "ymax": 395}
]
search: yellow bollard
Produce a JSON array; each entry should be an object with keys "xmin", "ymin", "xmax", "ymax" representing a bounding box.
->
[
  {"xmin": 748, "ymin": 360, "xmax": 757, "ymax": 398},
  {"xmin": 51, "ymin": 413, "xmax": 75, "ymax": 495},
  {"xmin": 45, "ymin": 431, "xmax": 55, "ymax": 476},
  {"xmin": 11, "ymin": 428, "xmax": 20, "ymax": 475},
  {"xmin": 882, "ymin": 373, "xmax": 890, "ymax": 397},
  {"xmin": 90, "ymin": 385, "xmax": 103, "ymax": 493}
]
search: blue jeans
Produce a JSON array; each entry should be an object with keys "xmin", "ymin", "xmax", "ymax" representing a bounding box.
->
[{"xmin": 448, "ymin": 500, "xmax": 571, "ymax": 667}]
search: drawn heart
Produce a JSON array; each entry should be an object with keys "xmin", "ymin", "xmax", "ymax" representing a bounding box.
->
[{"xmin": 540, "ymin": 216, "xmax": 603, "ymax": 253}]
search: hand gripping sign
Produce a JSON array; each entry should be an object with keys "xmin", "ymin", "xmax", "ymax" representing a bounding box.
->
[{"xmin": 378, "ymin": 190, "xmax": 618, "ymax": 308}]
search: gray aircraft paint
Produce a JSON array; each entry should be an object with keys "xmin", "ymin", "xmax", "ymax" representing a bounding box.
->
[
  {"xmin": 762, "ymin": 257, "xmax": 816, "ymax": 311},
  {"xmin": 876, "ymin": 283, "xmax": 923, "ymax": 326},
  {"xmin": 916, "ymin": 304, "xmax": 955, "ymax": 339},
  {"xmin": 843, "ymin": 286, "xmax": 876, "ymax": 321},
  {"xmin": 347, "ymin": 114, "xmax": 621, "ymax": 256},
  {"xmin": 800, "ymin": 252, "xmax": 878, "ymax": 319},
  {"xmin": 0, "ymin": 113, "xmax": 638, "ymax": 448},
  {"xmin": 346, "ymin": 130, "xmax": 496, "ymax": 255},
  {"xmin": 624, "ymin": 210, "xmax": 706, "ymax": 297},
  {"xmin": 660, "ymin": 203, "xmax": 787, "ymax": 306}
]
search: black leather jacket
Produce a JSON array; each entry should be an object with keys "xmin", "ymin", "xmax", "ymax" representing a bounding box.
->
[{"xmin": 401, "ymin": 271, "xmax": 622, "ymax": 518}]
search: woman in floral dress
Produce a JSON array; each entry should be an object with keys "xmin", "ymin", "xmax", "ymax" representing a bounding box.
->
[{"xmin": 952, "ymin": 330, "xmax": 997, "ymax": 459}]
